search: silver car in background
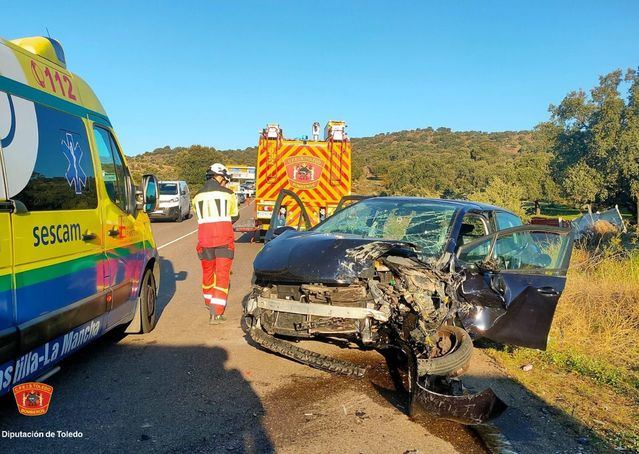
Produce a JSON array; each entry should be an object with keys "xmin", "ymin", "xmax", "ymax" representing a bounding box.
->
[{"xmin": 150, "ymin": 181, "xmax": 191, "ymax": 222}]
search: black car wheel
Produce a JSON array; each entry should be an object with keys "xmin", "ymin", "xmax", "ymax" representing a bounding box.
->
[{"xmin": 140, "ymin": 269, "xmax": 158, "ymax": 333}]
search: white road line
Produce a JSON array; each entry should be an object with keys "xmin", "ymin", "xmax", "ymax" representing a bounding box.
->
[{"xmin": 157, "ymin": 229, "xmax": 198, "ymax": 250}]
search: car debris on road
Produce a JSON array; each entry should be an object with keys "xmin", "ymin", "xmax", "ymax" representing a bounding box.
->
[{"xmin": 244, "ymin": 195, "xmax": 574, "ymax": 424}]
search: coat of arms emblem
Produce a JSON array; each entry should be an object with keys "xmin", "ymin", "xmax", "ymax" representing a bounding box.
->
[{"xmin": 284, "ymin": 155, "xmax": 324, "ymax": 189}]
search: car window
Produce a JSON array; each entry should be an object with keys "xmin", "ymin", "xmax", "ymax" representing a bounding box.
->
[
  {"xmin": 458, "ymin": 228, "xmax": 572, "ymax": 275},
  {"xmin": 457, "ymin": 236, "xmax": 491, "ymax": 264},
  {"xmin": 493, "ymin": 230, "xmax": 570, "ymax": 273},
  {"xmin": 313, "ymin": 198, "xmax": 457, "ymax": 260},
  {"xmin": 457, "ymin": 214, "xmax": 488, "ymax": 247},
  {"xmin": 11, "ymin": 102, "xmax": 98, "ymax": 211},
  {"xmin": 160, "ymin": 183, "xmax": 178, "ymax": 195},
  {"xmin": 496, "ymin": 211, "xmax": 522, "ymax": 230},
  {"xmin": 93, "ymin": 126, "xmax": 130, "ymax": 212}
]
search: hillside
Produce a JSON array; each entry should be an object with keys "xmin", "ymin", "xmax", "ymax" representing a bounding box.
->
[
  {"xmin": 127, "ymin": 145, "xmax": 256, "ymax": 193},
  {"xmin": 350, "ymin": 127, "xmax": 537, "ymax": 196},
  {"xmin": 127, "ymin": 128, "xmax": 540, "ymax": 197}
]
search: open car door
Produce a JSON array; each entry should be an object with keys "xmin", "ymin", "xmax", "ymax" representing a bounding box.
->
[
  {"xmin": 264, "ymin": 189, "xmax": 312, "ymax": 243},
  {"xmin": 456, "ymin": 225, "xmax": 574, "ymax": 350}
]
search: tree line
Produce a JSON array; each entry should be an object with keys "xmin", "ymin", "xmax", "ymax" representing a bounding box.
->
[
  {"xmin": 128, "ymin": 145, "xmax": 256, "ymax": 193},
  {"xmin": 127, "ymin": 67, "xmax": 639, "ymax": 222}
]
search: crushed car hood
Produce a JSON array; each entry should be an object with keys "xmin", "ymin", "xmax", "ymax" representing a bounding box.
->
[{"xmin": 253, "ymin": 231, "xmax": 417, "ymax": 284}]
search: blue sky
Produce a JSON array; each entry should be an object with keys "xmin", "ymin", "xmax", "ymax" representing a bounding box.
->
[{"xmin": 3, "ymin": 1, "xmax": 638, "ymax": 155}]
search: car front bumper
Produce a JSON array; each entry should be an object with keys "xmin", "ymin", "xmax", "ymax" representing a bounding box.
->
[{"xmin": 149, "ymin": 205, "xmax": 181, "ymax": 219}]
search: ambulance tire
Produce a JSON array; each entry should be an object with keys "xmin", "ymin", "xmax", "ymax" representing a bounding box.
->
[{"xmin": 140, "ymin": 269, "xmax": 158, "ymax": 333}]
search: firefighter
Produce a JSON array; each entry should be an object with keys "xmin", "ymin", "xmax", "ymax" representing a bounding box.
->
[
  {"xmin": 312, "ymin": 121, "xmax": 320, "ymax": 141},
  {"xmin": 193, "ymin": 163, "xmax": 239, "ymax": 324}
]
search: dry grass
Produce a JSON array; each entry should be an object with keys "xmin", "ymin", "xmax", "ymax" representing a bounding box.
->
[
  {"xmin": 487, "ymin": 236, "xmax": 639, "ymax": 451},
  {"xmin": 552, "ymin": 246, "xmax": 639, "ymax": 381}
]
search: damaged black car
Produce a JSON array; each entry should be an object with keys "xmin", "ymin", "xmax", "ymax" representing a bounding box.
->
[{"xmin": 244, "ymin": 193, "xmax": 573, "ymax": 424}]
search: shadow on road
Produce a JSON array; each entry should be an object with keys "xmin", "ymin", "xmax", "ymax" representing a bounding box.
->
[
  {"xmin": 368, "ymin": 348, "xmax": 604, "ymax": 453},
  {"xmin": 157, "ymin": 256, "xmax": 187, "ymax": 319},
  {"xmin": 0, "ymin": 333, "xmax": 274, "ymax": 453},
  {"xmin": 460, "ymin": 373, "xmax": 604, "ymax": 453},
  {"xmin": 235, "ymin": 232, "xmax": 259, "ymax": 244}
]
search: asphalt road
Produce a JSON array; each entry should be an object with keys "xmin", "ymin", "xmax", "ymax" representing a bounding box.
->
[{"xmin": 0, "ymin": 202, "xmax": 588, "ymax": 453}]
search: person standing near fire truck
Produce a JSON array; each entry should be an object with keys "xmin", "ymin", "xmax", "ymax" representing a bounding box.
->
[
  {"xmin": 312, "ymin": 121, "xmax": 320, "ymax": 141},
  {"xmin": 193, "ymin": 163, "xmax": 239, "ymax": 324}
]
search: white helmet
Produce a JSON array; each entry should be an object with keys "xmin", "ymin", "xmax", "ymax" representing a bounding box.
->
[{"xmin": 208, "ymin": 163, "xmax": 231, "ymax": 182}]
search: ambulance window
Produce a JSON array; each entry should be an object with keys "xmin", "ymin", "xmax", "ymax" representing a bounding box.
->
[
  {"xmin": 10, "ymin": 103, "xmax": 98, "ymax": 211},
  {"xmin": 94, "ymin": 126, "xmax": 129, "ymax": 212},
  {"xmin": 108, "ymin": 134, "xmax": 136, "ymax": 212}
]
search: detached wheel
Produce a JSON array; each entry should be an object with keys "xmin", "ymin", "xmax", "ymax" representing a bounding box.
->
[
  {"xmin": 140, "ymin": 269, "xmax": 158, "ymax": 333},
  {"xmin": 419, "ymin": 326, "xmax": 473, "ymax": 377}
]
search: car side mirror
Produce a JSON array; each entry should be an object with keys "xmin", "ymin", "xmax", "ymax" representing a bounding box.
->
[{"xmin": 137, "ymin": 174, "xmax": 159, "ymax": 213}]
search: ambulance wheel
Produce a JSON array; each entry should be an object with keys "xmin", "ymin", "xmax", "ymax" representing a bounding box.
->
[{"xmin": 140, "ymin": 269, "xmax": 158, "ymax": 333}]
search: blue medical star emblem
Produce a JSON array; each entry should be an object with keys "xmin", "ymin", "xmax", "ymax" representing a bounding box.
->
[{"xmin": 61, "ymin": 132, "xmax": 88, "ymax": 194}]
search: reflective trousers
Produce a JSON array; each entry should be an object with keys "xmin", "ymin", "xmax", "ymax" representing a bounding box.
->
[{"xmin": 198, "ymin": 244, "xmax": 234, "ymax": 316}]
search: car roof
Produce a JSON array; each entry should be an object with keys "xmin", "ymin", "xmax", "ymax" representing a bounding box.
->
[{"xmin": 363, "ymin": 196, "xmax": 518, "ymax": 216}]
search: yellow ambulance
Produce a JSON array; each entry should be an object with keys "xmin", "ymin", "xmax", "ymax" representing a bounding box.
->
[{"xmin": 0, "ymin": 36, "xmax": 160, "ymax": 394}]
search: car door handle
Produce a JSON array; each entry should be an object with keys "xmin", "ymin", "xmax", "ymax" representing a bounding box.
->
[
  {"xmin": 107, "ymin": 227, "xmax": 120, "ymax": 237},
  {"xmin": 537, "ymin": 286, "xmax": 559, "ymax": 296},
  {"xmin": 82, "ymin": 232, "xmax": 97, "ymax": 241}
]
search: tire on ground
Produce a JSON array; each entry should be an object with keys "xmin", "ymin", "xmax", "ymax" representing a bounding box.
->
[{"xmin": 140, "ymin": 268, "xmax": 158, "ymax": 333}]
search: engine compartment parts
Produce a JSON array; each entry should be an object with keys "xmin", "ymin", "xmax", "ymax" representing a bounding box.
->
[{"xmin": 245, "ymin": 246, "xmax": 504, "ymax": 423}]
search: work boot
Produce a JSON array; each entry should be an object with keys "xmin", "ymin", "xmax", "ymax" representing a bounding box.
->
[{"xmin": 209, "ymin": 314, "xmax": 227, "ymax": 325}]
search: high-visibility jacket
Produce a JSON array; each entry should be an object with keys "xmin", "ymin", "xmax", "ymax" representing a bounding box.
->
[{"xmin": 192, "ymin": 179, "xmax": 239, "ymax": 248}]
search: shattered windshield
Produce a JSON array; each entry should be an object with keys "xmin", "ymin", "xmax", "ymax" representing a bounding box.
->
[{"xmin": 313, "ymin": 199, "xmax": 456, "ymax": 259}]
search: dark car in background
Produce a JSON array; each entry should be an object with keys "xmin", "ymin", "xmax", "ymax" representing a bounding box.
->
[{"xmin": 244, "ymin": 195, "xmax": 573, "ymax": 422}]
